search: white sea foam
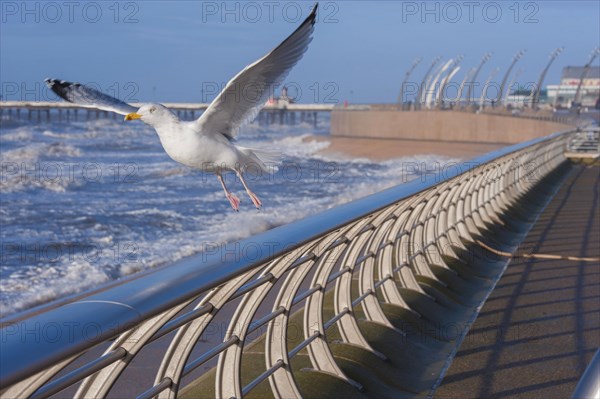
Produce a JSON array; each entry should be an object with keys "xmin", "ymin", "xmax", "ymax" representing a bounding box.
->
[
  {"xmin": 0, "ymin": 261, "xmax": 111, "ymax": 315},
  {"xmin": 0, "ymin": 127, "xmax": 33, "ymax": 143},
  {"xmin": 2, "ymin": 141, "xmax": 81, "ymax": 163},
  {"xmin": 268, "ymin": 134, "xmax": 331, "ymax": 158},
  {"xmin": 0, "ymin": 142, "xmax": 83, "ymax": 192}
]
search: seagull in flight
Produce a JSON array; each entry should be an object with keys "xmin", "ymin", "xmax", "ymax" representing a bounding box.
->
[{"xmin": 45, "ymin": 4, "xmax": 318, "ymax": 211}]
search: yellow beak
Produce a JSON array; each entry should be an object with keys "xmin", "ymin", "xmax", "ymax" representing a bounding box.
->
[{"xmin": 124, "ymin": 112, "xmax": 142, "ymax": 121}]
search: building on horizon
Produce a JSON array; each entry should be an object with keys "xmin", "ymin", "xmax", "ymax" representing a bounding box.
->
[{"xmin": 546, "ymin": 66, "xmax": 600, "ymax": 109}]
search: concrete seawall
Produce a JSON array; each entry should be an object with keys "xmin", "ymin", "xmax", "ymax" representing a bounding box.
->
[{"xmin": 330, "ymin": 109, "xmax": 572, "ymax": 144}]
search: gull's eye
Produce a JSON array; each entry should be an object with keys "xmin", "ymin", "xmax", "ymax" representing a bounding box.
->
[{"xmin": 149, "ymin": 107, "xmax": 156, "ymax": 114}]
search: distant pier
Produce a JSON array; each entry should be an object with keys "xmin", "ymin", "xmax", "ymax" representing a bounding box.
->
[{"xmin": 0, "ymin": 101, "xmax": 335, "ymax": 127}]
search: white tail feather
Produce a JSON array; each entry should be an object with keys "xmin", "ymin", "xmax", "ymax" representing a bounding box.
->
[{"xmin": 238, "ymin": 147, "xmax": 281, "ymax": 173}]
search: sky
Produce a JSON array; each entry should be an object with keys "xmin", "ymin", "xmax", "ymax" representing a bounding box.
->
[{"xmin": 1, "ymin": 0, "xmax": 599, "ymax": 104}]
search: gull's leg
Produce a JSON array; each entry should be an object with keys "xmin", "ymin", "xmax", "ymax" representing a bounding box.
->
[
  {"xmin": 217, "ymin": 173, "xmax": 240, "ymax": 211},
  {"xmin": 236, "ymin": 170, "xmax": 262, "ymax": 209}
]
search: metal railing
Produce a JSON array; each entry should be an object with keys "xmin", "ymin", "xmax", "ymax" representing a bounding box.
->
[
  {"xmin": 572, "ymin": 349, "xmax": 600, "ymax": 399},
  {"xmin": 1, "ymin": 129, "xmax": 573, "ymax": 398},
  {"xmin": 566, "ymin": 127, "xmax": 600, "ymax": 155}
]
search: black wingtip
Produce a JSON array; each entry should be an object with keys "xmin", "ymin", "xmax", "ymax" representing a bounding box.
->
[
  {"xmin": 309, "ymin": 3, "xmax": 318, "ymax": 23},
  {"xmin": 44, "ymin": 78, "xmax": 75, "ymax": 102},
  {"xmin": 45, "ymin": 78, "xmax": 75, "ymax": 88},
  {"xmin": 45, "ymin": 78, "xmax": 79, "ymax": 87},
  {"xmin": 300, "ymin": 2, "xmax": 317, "ymax": 29}
]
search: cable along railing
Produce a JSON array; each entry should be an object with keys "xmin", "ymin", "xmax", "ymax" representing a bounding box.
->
[{"xmin": 1, "ymin": 129, "xmax": 573, "ymax": 398}]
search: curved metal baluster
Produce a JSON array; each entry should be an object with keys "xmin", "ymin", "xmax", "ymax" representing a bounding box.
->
[
  {"xmin": 506, "ymin": 156, "xmax": 523, "ymax": 205},
  {"xmin": 484, "ymin": 161, "xmax": 506, "ymax": 225},
  {"xmin": 446, "ymin": 175, "xmax": 472, "ymax": 254},
  {"xmin": 469, "ymin": 173, "xmax": 490, "ymax": 232},
  {"xmin": 416, "ymin": 185, "xmax": 459, "ymax": 275},
  {"xmin": 493, "ymin": 157, "xmax": 510, "ymax": 208},
  {"xmin": 304, "ymin": 219, "xmax": 372, "ymax": 390},
  {"xmin": 489, "ymin": 160, "xmax": 506, "ymax": 220},
  {"xmin": 265, "ymin": 235, "xmax": 342, "ymax": 399},
  {"xmin": 418, "ymin": 186, "xmax": 451, "ymax": 271},
  {"xmin": 406, "ymin": 193, "xmax": 439, "ymax": 280},
  {"xmin": 497, "ymin": 157, "xmax": 517, "ymax": 215},
  {"xmin": 475, "ymin": 170, "xmax": 495, "ymax": 227},
  {"xmin": 335, "ymin": 207, "xmax": 404, "ymax": 356},
  {"xmin": 482, "ymin": 160, "xmax": 508, "ymax": 224},
  {"xmin": 461, "ymin": 172, "xmax": 486, "ymax": 239},
  {"xmin": 394, "ymin": 196, "xmax": 430, "ymax": 293},
  {"xmin": 423, "ymin": 183, "xmax": 454, "ymax": 269},
  {"xmin": 456, "ymin": 174, "xmax": 482, "ymax": 243},
  {"xmin": 434, "ymin": 182, "xmax": 464, "ymax": 262},
  {"xmin": 155, "ymin": 274, "xmax": 258, "ymax": 399},
  {"xmin": 376, "ymin": 203, "xmax": 420, "ymax": 308},
  {"xmin": 0, "ymin": 355, "xmax": 78, "ymax": 398},
  {"xmin": 215, "ymin": 245, "xmax": 315, "ymax": 399},
  {"xmin": 335, "ymin": 215, "xmax": 383, "ymax": 354},
  {"xmin": 355, "ymin": 205, "xmax": 405, "ymax": 331},
  {"xmin": 74, "ymin": 304, "xmax": 192, "ymax": 398},
  {"xmin": 515, "ymin": 150, "xmax": 535, "ymax": 198}
]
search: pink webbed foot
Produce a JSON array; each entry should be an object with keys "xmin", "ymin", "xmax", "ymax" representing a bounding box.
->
[
  {"xmin": 226, "ymin": 193, "xmax": 241, "ymax": 212},
  {"xmin": 248, "ymin": 191, "xmax": 262, "ymax": 210}
]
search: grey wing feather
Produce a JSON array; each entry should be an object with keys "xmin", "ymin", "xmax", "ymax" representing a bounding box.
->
[
  {"xmin": 45, "ymin": 78, "xmax": 137, "ymax": 116},
  {"xmin": 196, "ymin": 3, "xmax": 318, "ymax": 141}
]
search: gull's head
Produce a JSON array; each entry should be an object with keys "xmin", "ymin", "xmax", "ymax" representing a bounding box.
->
[{"xmin": 125, "ymin": 103, "xmax": 177, "ymax": 126}]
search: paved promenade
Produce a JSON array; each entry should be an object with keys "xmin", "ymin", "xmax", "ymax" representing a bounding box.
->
[{"xmin": 436, "ymin": 164, "xmax": 600, "ymax": 398}]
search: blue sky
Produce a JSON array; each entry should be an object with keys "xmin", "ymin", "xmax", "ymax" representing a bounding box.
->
[{"xmin": 1, "ymin": 1, "xmax": 599, "ymax": 104}]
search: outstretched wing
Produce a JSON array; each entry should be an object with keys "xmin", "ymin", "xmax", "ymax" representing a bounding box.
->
[
  {"xmin": 196, "ymin": 3, "xmax": 317, "ymax": 141},
  {"xmin": 45, "ymin": 78, "xmax": 137, "ymax": 116}
]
